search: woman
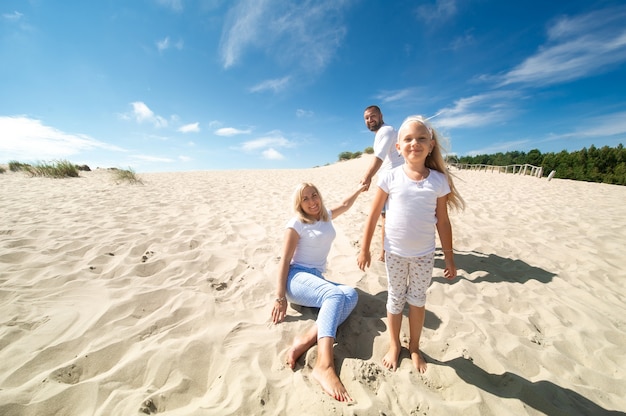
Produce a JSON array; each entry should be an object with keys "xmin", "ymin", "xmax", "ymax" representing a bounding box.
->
[{"xmin": 271, "ymin": 182, "xmax": 365, "ymax": 402}]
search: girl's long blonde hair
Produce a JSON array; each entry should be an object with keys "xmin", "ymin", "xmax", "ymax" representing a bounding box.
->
[
  {"xmin": 292, "ymin": 182, "xmax": 329, "ymax": 223},
  {"xmin": 398, "ymin": 115, "xmax": 465, "ymax": 211}
]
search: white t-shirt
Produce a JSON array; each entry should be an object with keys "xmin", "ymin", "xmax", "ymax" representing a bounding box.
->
[
  {"xmin": 379, "ymin": 167, "xmax": 450, "ymax": 257},
  {"xmin": 373, "ymin": 124, "xmax": 404, "ymax": 173},
  {"xmin": 286, "ymin": 209, "xmax": 335, "ymax": 272}
]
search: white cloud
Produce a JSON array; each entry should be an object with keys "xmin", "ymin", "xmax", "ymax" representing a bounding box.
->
[
  {"xmin": 497, "ymin": 6, "xmax": 626, "ymax": 86},
  {"xmin": 2, "ymin": 11, "xmax": 23, "ymax": 20},
  {"xmin": 375, "ymin": 87, "xmax": 423, "ymax": 104},
  {"xmin": 250, "ymin": 77, "xmax": 290, "ymax": 93},
  {"xmin": 157, "ymin": 36, "xmax": 184, "ymax": 52},
  {"xmin": 240, "ymin": 132, "xmax": 294, "ymax": 160},
  {"xmin": 448, "ymin": 32, "xmax": 475, "ymax": 51},
  {"xmin": 296, "ymin": 109, "xmax": 314, "ymax": 118},
  {"xmin": 581, "ymin": 111, "xmax": 626, "ymax": 137},
  {"xmin": 127, "ymin": 102, "xmax": 168, "ymax": 128},
  {"xmin": 465, "ymin": 140, "xmax": 531, "ymax": 157},
  {"xmin": 434, "ymin": 91, "xmax": 518, "ymax": 129},
  {"xmin": 131, "ymin": 154, "xmax": 176, "ymax": 163},
  {"xmin": 156, "ymin": 0, "xmax": 183, "ymax": 12},
  {"xmin": 219, "ymin": 0, "xmax": 350, "ymax": 72},
  {"xmin": 545, "ymin": 111, "xmax": 626, "ymax": 141},
  {"xmin": 157, "ymin": 37, "xmax": 170, "ymax": 52},
  {"xmin": 242, "ymin": 136, "xmax": 290, "ymax": 151},
  {"xmin": 416, "ymin": 0, "xmax": 458, "ymax": 23},
  {"xmin": 214, "ymin": 127, "xmax": 252, "ymax": 136},
  {"xmin": 178, "ymin": 122, "xmax": 200, "ymax": 133},
  {"xmin": 0, "ymin": 116, "xmax": 123, "ymax": 161},
  {"xmin": 262, "ymin": 148, "xmax": 285, "ymax": 160}
]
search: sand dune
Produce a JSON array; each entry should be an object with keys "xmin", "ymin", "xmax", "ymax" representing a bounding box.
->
[{"xmin": 1, "ymin": 156, "xmax": 624, "ymax": 415}]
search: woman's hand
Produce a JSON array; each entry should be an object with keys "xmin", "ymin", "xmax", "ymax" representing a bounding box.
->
[{"xmin": 271, "ymin": 298, "xmax": 288, "ymax": 324}]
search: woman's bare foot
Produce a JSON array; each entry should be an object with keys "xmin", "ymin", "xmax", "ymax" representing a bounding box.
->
[
  {"xmin": 378, "ymin": 251, "xmax": 385, "ymax": 262},
  {"xmin": 287, "ymin": 335, "xmax": 315, "ymax": 369},
  {"xmin": 381, "ymin": 344, "xmax": 400, "ymax": 371},
  {"xmin": 311, "ymin": 365, "xmax": 352, "ymax": 402},
  {"xmin": 410, "ymin": 349, "xmax": 427, "ymax": 373}
]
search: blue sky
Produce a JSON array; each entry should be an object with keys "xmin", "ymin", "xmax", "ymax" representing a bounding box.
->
[{"xmin": 1, "ymin": 0, "xmax": 625, "ymax": 172}]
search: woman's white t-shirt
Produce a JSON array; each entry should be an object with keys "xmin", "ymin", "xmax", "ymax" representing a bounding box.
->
[
  {"xmin": 286, "ymin": 209, "xmax": 335, "ymax": 272},
  {"xmin": 379, "ymin": 167, "xmax": 450, "ymax": 257}
]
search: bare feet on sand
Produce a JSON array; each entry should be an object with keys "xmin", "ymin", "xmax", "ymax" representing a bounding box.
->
[
  {"xmin": 410, "ymin": 349, "xmax": 427, "ymax": 373},
  {"xmin": 381, "ymin": 344, "xmax": 400, "ymax": 371},
  {"xmin": 311, "ymin": 365, "xmax": 352, "ymax": 402},
  {"xmin": 286, "ymin": 335, "xmax": 316, "ymax": 369}
]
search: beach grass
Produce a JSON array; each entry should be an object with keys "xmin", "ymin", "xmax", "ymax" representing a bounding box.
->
[
  {"xmin": 112, "ymin": 167, "xmax": 143, "ymax": 185},
  {"xmin": 8, "ymin": 161, "xmax": 32, "ymax": 172},
  {"xmin": 25, "ymin": 160, "xmax": 80, "ymax": 178}
]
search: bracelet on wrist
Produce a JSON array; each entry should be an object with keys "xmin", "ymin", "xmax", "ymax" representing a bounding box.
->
[{"xmin": 275, "ymin": 296, "xmax": 286, "ymax": 304}]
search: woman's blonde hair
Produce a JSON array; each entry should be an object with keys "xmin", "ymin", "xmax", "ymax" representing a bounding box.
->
[
  {"xmin": 398, "ymin": 115, "xmax": 465, "ymax": 211},
  {"xmin": 292, "ymin": 182, "xmax": 329, "ymax": 223}
]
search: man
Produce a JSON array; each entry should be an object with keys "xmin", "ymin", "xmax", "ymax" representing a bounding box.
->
[{"xmin": 360, "ymin": 105, "xmax": 404, "ymax": 261}]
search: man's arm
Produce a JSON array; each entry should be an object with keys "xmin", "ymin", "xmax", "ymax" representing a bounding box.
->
[{"xmin": 360, "ymin": 156, "xmax": 383, "ymax": 191}]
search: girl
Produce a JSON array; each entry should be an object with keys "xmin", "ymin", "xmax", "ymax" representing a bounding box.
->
[{"xmin": 357, "ymin": 115, "xmax": 464, "ymax": 372}]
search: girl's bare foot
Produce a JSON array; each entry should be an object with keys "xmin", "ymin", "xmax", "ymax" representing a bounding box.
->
[
  {"xmin": 311, "ymin": 365, "xmax": 352, "ymax": 402},
  {"xmin": 381, "ymin": 344, "xmax": 400, "ymax": 371},
  {"xmin": 410, "ymin": 349, "xmax": 427, "ymax": 373}
]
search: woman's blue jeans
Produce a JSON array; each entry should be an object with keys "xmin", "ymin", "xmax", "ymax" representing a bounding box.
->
[{"xmin": 286, "ymin": 265, "xmax": 358, "ymax": 340}]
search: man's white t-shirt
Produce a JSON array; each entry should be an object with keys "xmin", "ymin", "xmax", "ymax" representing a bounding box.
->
[
  {"xmin": 286, "ymin": 209, "xmax": 335, "ymax": 272},
  {"xmin": 373, "ymin": 124, "xmax": 404, "ymax": 173},
  {"xmin": 379, "ymin": 167, "xmax": 450, "ymax": 257}
]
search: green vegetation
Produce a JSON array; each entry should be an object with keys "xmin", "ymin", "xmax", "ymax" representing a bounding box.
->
[
  {"xmin": 0, "ymin": 166, "xmax": 5, "ymax": 174},
  {"xmin": 337, "ymin": 146, "xmax": 374, "ymax": 162},
  {"xmin": 5, "ymin": 160, "xmax": 142, "ymax": 184},
  {"xmin": 457, "ymin": 144, "xmax": 626, "ymax": 185},
  {"xmin": 338, "ymin": 151, "xmax": 363, "ymax": 161},
  {"xmin": 21, "ymin": 160, "xmax": 80, "ymax": 178},
  {"xmin": 112, "ymin": 167, "xmax": 143, "ymax": 185},
  {"xmin": 8, "ymin": 161, "xmax": 31, "ymax": 172}
]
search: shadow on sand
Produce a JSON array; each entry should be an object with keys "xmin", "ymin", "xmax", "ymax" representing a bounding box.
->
[
  {"xmin": 426, "ymin": 354, "xmax": 625, "ymax": 416},
  {"xmin": 433, "ymin": 249, "xmax": 557, "ymax": 285},
  {"xmin": 286, "ymin": 252, "xmax": 621, "ymax": 416}
]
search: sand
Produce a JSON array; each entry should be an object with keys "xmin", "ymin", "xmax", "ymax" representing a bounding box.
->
[{"xmin": 1, "ymin": 155, "xmax": 625, "ymax": 415}]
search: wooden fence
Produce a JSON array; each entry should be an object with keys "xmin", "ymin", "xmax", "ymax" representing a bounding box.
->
[{"xmin": 451, "ymin": 163, "xmax": 544, "ymax": 178}]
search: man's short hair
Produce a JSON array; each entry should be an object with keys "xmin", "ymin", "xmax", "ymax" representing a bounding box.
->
[{"xmin": 364, "ymin": 105, "xmax": 381, "ymax": 114}]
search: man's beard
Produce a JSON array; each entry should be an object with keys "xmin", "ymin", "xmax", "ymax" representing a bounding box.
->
[{"xmin": 367, "ymin": 120, "xmax": 383, "ymax": 132}]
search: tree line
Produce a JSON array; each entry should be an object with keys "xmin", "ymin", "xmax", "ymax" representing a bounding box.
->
[{"xmin": 455, "ymin": 144, "xmax": 626, "ymax": 185}]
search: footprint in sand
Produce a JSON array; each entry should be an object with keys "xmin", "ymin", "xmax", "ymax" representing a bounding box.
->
[
  {"xmin": 141, "ymin": 250, "xmax": 155, "ymax": 263},
  {"xmin": 48, "ymin": 364, "xmax": 82, "ymax": 384},
  {"xmin": 139, "ymin": 398, "xmax": 157, "ymax": 414},
  {"xmin": 356, "ymin": 361, "xmax": 385, "ymax": 392},
  {"xmin": 206, "ymin": 277, "xmax": 228, "ymax": 291}
]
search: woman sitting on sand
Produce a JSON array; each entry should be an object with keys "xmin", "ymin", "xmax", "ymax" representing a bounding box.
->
[{"xmin": 270, "ymin": 182, "xmax": 366, "ymax": 402}]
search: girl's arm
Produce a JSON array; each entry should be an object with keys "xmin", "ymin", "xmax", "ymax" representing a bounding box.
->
[
  {"xmin": 271, "ymin": 228, "xmax": 299, "ymax": 324},
  {"xmin": 357, "ymin": 187, "xmax": 388, "ymax": 270},
  {"xmin": 435, "ymin": 195, "xmax": 457, "ymax": 279},
  {"xmin": 330, "ymin": 183, "xmax": 367, "ymax": 219}
]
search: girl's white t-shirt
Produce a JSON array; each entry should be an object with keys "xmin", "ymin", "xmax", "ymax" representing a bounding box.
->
[{"xmin": 379, "ymin": 167, "xmax": 450, "ymax": 257}]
